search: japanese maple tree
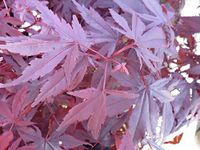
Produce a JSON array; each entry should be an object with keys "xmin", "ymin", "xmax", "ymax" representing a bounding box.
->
[{"xmin": 0, "ymin": 0, "xmax": 199, "ymax": 149}]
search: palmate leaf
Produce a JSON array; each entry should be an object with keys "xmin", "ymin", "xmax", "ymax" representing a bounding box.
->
[
  {"xmin": 176, "ymin": 16, "xmax": 200, "ymax": 35},
  {"xmin": 141, "ymin": 0, "xmax": 168, "ymax": 23},
  {"xmin": 63, "ymin": 44, "xmax": 81, "ymax": 84},
  {"xmin": 27, "ymin": 45, "xmax": 85, "ymax": 106},
  {"xmin": 106, "ymin": 91, "xmax": 138, "ymax": 117},
  {"xmin": 127, "ymin": 91, "xmax": 159, "ymax": 144},
  {"xmin": 118, "ymin": 131, "xmax": 135, "ymax": 150},
  {"xmin": 25, "ymin": 0, "xmax": 72, "ymax": 41},
  {"xmin": 0, "ymin": 131, "xmax": 14, "ymax": 150},
  {"xmin": 110, "ymin": 9, "xmax": 165, "ymax": 72},
  {"xmin": 72, "ymin": 0, "xmax": 118, "ymax": 56},
  {"xmin": 0, "ymin": 86, "xmax": 34, "ymax": 127},
  {"xmin": 57, "ymin": 88, "xmax": 107, "ymax": 139},
  {"xmin": 113, "ymin": 0, "xmax": 174, "ymax": 26},
  {"xmin": 0, "ymin": 0, "xmax": 90, "ymax": 108},
  {"xmin": 32, "ymin": 57, "xmax": 88, "ymax": 107},
  {"xmin": 106, "ymin": 95, "xmax": 135, "ymax": 117},
  {"xmin": 0, "ymin": 0, "xmax": 198, "ymax": 149},
  {"xmin": 57, "ymin": 86, "xmax": 139, "ymax": 139},
  {"xmin": 73, "ymin": 0, "xmax": 117, "ymax": 43},
  {"xmin": 26, "ymin": 0, "xmax": 90, "ymax": 47},
  {"xmin": 188, "ymin": 64, "xmax": 200, "ymax": 75},
  {"xmin": 0, "ymin": 38, "xmax": 67, "ymax": 56},
  {"xmin": 31, "ymin": 68, "xmax": 67, "ymax": 107},
  {"xmin": 150, "ymin": 78, "xmax": 175, "ymax": 103},
  {"xmin": 114, "ymin": 0, "xmax": 174, "ymax": 26},
  {"xmin": 9, "ymin": 138, "xmax": 36, "ymax": 150},
  {"xmin": 161, "ymin": 102, "xmax": 174, "ymax": 140},
  {"xmin": 110, "ymin": 9, "xmax": 167, "ymax": 49},
  {"xmin": 128, "ymin": 91, "xmax": 146, "ymax": 143},
  {"xmin": 0, "ymin": 9, "xmax": 22, "ymax": 36},
  {"xmin": 0, "ymin": 47, "xmax": 70, "ymax": 88},
  {"xmin": 18, "ymin": 126, "xmax": 86, "ymax": 150}
]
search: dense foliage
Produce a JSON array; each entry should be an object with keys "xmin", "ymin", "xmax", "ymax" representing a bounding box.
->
[{"xmin": 0, "ymin": 0, "xmax": 199, "ymax": 149}]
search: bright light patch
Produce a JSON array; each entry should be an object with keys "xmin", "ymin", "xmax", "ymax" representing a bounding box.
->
[
  {"xmin": 194, "ymin": 33, "xmax": 200, "ymax": 56},
  {"xmin": 186, "ymin": 77, "xmax": 194, "ymax": 83},
  {"xmin": 180, "ymin": 64, "xmax": 190, "ymax": 72},
  {"xmin": 32, "ymin": 10, "xmax": 38, "ymax": 16},
  {"xmin": 59, "ymin": 141, "xmax": 63, "ymax": 145},
  {"xmin": 21, "ymin": 22, "xmax": 31, "ymax": 28},
  {"xmin": 18, "ymin": 28, "xmax": 25, "ymax": 32},
  {"xmin": 180, "ymin": 72, "xmax": 188, "ymax": 78},
  {"xmin": 181, "ymin": 0, "xmax": 200, "ymax": 16},
  {"xmin": 61, "ymin": 104, "xmax": 68, "ymax": 109},
  {"xmin": 31, "ymin": 25, "xmax": 41, "ymax": 31},
  {"xmin": 171, "ymin": 89, "xmax": 180, "ymax": 96},
  {"xmin": 169, "ymin": 63, "xmax": 178, "ymax": 72},
  {"xmin": 197, "ymin": 80, "xmax": 200, "ymax": 84}
]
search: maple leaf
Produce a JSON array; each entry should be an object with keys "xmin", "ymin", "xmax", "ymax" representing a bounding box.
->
[
  {"xmin": 0, "ymin": 131, "xmax": 13, "ymax": 149},
  {"xmin": 57, "ymin": 86, "xmax": 138, "ymax": 139},
  {"xmin": 110, "ymin": 8, "xmax": 167, "ymax": 48},
  {"xmin": 0, "ymin": 0, "xmax": 91, "ymax": 108},
  {"xmin": 57, "ymin": 87, "xmax": 107, "ymax": 139},
  {"xmin": 0, "ymin": 37, "xmax": 67, "ymax": 56},
  {"xmin": 128, "ymin": 91, "xmax": 159, "ymax": 143},
  {"xmin": 0, "ymin": 86, "xmax": 34, "ymax": 127},
  {"xmin": 109, "ymin": 9, "xmax": 166, "ymax": 72},
  {"xmin": 113, "ymin": 0, "xmax": 175, "ymax": 25},
  {"xmin": 26, "ymin": 0, "xmax": 90, "ymax": 47},
  {"xmin": 48, "ymin": 0, "xmax": 76, "ymax": 22},
  {"xmin": 161, "ymin": 102, "xmax": 174, "ymax": 140},
  {"xmin": 139, "ymin": 0, "xmax": 174, "ymax": 25},
  {"xmin": 57, "ymin": 60, "xmax": 138, "ymax": 139},
  {"xmin": 118, "ymin": 131, "xmax": 135, "ymax": 150},
  {"xmin": 0, "ymin": 47, "xmax": 70, "ymax": 87},
  {"xmin": 188, "ymin": 64, "xmax": 200, "ymax": 75},
  {"xmin": 0, "ymin": 61, "xmax": 17, "ymax": 80},
  {"xmin": 149, "ymin": 78, "xmax": 175, "ymax": 103},
  {"xmin": 0, "ymin": 9, "xmax": 89, "ymax": 88},
  {"xmin": 172, "ymin": 84, "xmax": 189, "ymax": 114},
  {"xmin": 9, "ymin": 138, "xmax": 22, "ymax": 150},
  {"xmin": 0, "ymin": 9, "xmax": 22, "ymax": 36},
  {"xmin": 73, "ymin": 0, "xmax": 117, "ymax": 42},
  {"xmin": 31, "ymin": 57, "xmax": 88, "ymax": 107},
  {"xmin": 106, "ymin": 90, "xmax": 138, "ymax": 117},
  {"xmin": 171, "ymin": 84, "xmax": 199, "ymax": 132},
  {"xmin": 112, "ymin": 62, "xmax": 130, "ymax": 75},
  {"xmin": 176, "ymin": 17, "xmax": 200, "ymax": 35},
  {"xmin": 72, "ymin": 0, "xmax": 118, "ymax": 56},
  {"xmin": 100, "ymin": 114, "xmax": 128, "ymax": 140},
  {"xmin": 0, "ymin": 0, "xmax": 198, "ymax": 149},
  {"xmin": 18, "ymin": 125, "xmax": 86, "ymax": 150},
  {"xmin": 8, "ymin": 138, "xmax": 36, "ymax": 150}
]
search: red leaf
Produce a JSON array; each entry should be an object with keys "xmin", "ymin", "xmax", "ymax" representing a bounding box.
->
[
  {"xmin": 0, "ymin": 131, "xmax": 13, "ymax": 149},
  {"xmin": 188, "ymin": 64, "xmax": 200, "ymax": 75},
  {"xmin": 164, "ymin": 133, "xmax": 183, "ymax": 144},
  {"xmin": 57, "ymin": 88, "xmax": 107, "ymax": 139},
  {"xmin": 12, "ymin": 86, "xmax": 28, "ymax": 117},
  {"xmin": 118, "ymin": 131, "xmax": 135, "ymax": 150},
  {"xmin": 0, "ymin": 38, "xmax": 66, "ymax": 56},
  {"xmin": 0, "ymin": 86, "xmax": 33, "ymax": 127},
  {"xmin": 176, "ymin": 17, "xmax": 200, "ymax": 35}
]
